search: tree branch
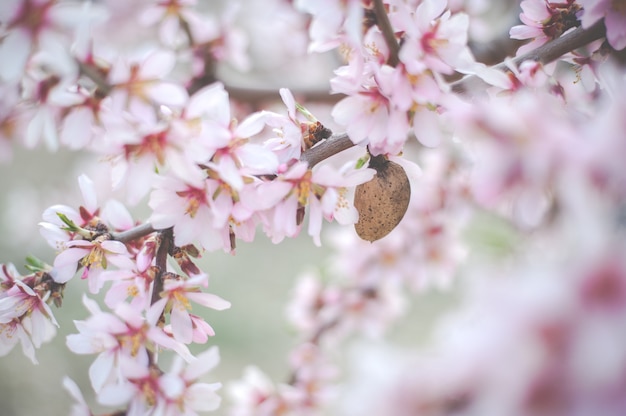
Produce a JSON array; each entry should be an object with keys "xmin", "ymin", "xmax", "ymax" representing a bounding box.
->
[
  {"xmin": 151, "ymin": 228, "xmax": 172, "ymax": 306},
  {"xmin": 451, "ymin": 20, "xmax": 607, "ymax": 94},
  {"xmin": 76, "ymin": 60, "xmax": 112, "ymax": 96},
  {"xmin": 300, "ymin": 132, "xmax": 356, "ymax": 167},
  {"xmin": 111, "ymin": 222, "xmax": 156, "ymax": 243},
  {"xmin": 373, "ymin": 0, "xmax": 400, "ymax": 67},
  {"xmin": 304, "ymin": 20, "xmax": 608, "ymax": 163}
]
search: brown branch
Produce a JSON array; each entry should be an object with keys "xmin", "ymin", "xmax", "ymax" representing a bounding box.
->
[
  {"xmin": 150, "ymin": 228, "xmax": 172, "ymax": 306},
  {"xmin": 302, "ymin": 21, "xmax": 608, "ymax": 164},
  {"xmin": 76, "ymin": 60, "xmax": 113, "ymax": 96},
  {"xmin": 226, "ymin": 85, "xmax": 343, "ymax": 108},
  {"xmin": 452, "ymin": 20, "xmax": 607, "ymax": 94},
  {"xmin": 373, "ymin": 0, "xmax": 400, "ymax": 67},
  {"xmin": 111, "ymin": 222, "xmax": 156, "ymax": 243},
  {"xmin": 300, "ymin": 132, "xmax": 356, "ymax": 167}
]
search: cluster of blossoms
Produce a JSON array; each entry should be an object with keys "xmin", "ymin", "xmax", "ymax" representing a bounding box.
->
[
  {"xmin": 1, "ymin": 0, "xmax": 626, "ymax": 414},
  {"xmin": 0, "ymin": 261, "xmax": 60, "ymax": 364}
]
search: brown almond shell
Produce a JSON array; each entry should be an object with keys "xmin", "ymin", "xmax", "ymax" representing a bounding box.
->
[{"xmin": 354, "ymin": 156, "xmax": 411, "ymax": 242}]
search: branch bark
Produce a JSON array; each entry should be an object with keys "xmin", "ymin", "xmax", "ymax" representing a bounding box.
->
[
  {"xmin": 451, "ymin": 20, "xmax": 606, "ymax": 94},
  {"xmin": 111, "ymin": 222, "xmax": 156, "ymax": 243},
  {"xmin": 373, "ymin": 0, "xmax": 400, "ymax": 67}
]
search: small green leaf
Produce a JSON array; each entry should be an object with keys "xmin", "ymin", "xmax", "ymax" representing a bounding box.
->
[
  {"xmin": 57, "ymin": 212, "xmax": 80, "ymax": 232},
  {"xmin": 24, "ymin": 255, "xmax": 48, "ymax": 273},
  {"xmin": 295, "ymin": 102, "xmax": 317, "ymax": 122}
]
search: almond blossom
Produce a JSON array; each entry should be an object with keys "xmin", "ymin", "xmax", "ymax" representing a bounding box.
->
[
  {"xmin": 39, "ymin": 174, "xmax": 101, "ymax": 251},
  {"xmin": 98, "ymin": 346, "xmax": 222, "ymax": 414},
  {"xmin": 579, "ymin": 0, "xmax": 626, "ymax": 50},
  {"xmin": 52, "ymin": 238, "xmax": 131, "ymax": 293},
  {"xmin": 66, "ymin": 296, "xmax": 194, "ymax": 393},
  {"xmin": 510, "ymin": 0, "xmax": 582, "ymax": 55},
  {"xmin": 0, "ymin": 263, "xmax": 60, "ymax": 364},
  {"xmin": 184, "ymin": 82, "xmax": 278, "ymax": 190},
  {"xmin": 99, "ymin": 255, "xmax": 154, "ymax": 310},
  {"xmin": 107, "ymin": 50, "xmax": 188, "ymax": 113},
  {"xmin": 151, "ymin": 273, "xmax": 231, "ymax": 345},
  {"xmin": 396, "ymin": 0, "xmax": 473, "ymax": 75},
  {"xmin": 254, "ymin": 160, "xmax": 375, "ymax": 246},
  {"xmin": 295, "ymin": 0, "xmax": 364, "ymax": 52},
  {"xmin": 0, "ymin": 0, "xmax": 87, "ymax": 81}
]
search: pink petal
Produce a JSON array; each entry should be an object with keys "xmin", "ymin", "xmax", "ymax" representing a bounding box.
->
[
  {"xmin": 89, "ymin": 351, "xmax": 115, "ymax": 392},
  {"xmin": 235, "ymin": 111, "xmax": 267, "ymax": 138},
  {"xmin": 605, "ymin": 12, "xmax": 626, "ymax": 51},
  {"xmin": 78, "ymin": 175, "xmax": 98, "ymax": 213},
  {"xmin": 0, "ymin": 29, "xmax": 31, "ymax": 81},
  {"xmin": 147, "ymin": 82, "xmax": 188, "ymax": 107},
  {"xmin": 186, "ymin": 292, "xmax": 231, "ymax": 310},
  {"xmin": 140, "ymin": 50, "xmax": 176, "ymax": 79},
  {"xmin": 279, "ymin": 88, "xmax": 296, "ymax": 119},
  {"xmin": 185, "ymin": 345, "xmax": 220, "ymax": 380},
  {"xmin": 171, "ymin": 304, "xmax": 193, "ymax": 344},
  {"xmin": 185, "ymin": 383, "xmax": 222, "ymax": 411}
]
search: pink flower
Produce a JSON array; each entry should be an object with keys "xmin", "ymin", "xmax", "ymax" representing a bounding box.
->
[
  {"xmin": 295, "ymin": 0, "xmax": 364, "ymax": 52},
  {"xmin": 108, "ymin": 50, "xmax": 188, "ymax": 112},
  {"xmin": 152, "ymin": 273, "xmax": 230, "ymax": 344},
  {"xmin": 262, "ymin": 88, "xmax": 313, "ymax": 163},
  {"xmin": 0, "ymin": 0, "xmax": 78, "ymax": 81},
  {"xmin": 164, "ymin": 345, "xmax": 223, "ymax": 412},
  {"xmin": 228, "ymin": 366, "xmax": 289, "ymax": 415},
  {"xmin": 39, "ymin": 174, "xmax": 100, "ymax": 250},
  {"xmin": 52, "ymin": 238, "xmax": 131, "ymax": 293},
  {"xmin": 579, "ymin": 0, "xmax": 626, "ymax": 50},
  {"xmin": 510, "ymin": 0, "xmax": 582, "ymax": 55},
  {"xmin": 396, "ymin": 0, "xmax": 472, "ymax": 75},
  {"xmin": 254, "ymin": 160, "xmax": 375, "ymax": 246},
  {"xmin": 98, "ymin": 101, "xmax": 212, "ymax": 205},
  {"xmin": 0, "ymin": 270, "xmax": 59, "ymax": 364},
  {"xmin": 19, "ymin": 73, "xmax": 83, "ymax": 151},
  {"xmin": 66, "ymin": 296, "xmax": 194, "ymax": 393},
  {"xmin": 139, "ymin": 0, "xmax": 201, "ymax": 47},
  {"xmin": 149, "ymin": 174, "xmax": 225, "ymax": 251},
  {"xmin": 0, "ymin": 318, "xmax": 37, "ymax": 364},
  {"xmin": 98, "ymin": 345, "xmax": 223, "ymax": 413},
  {"xmin": 99, "ymin": 256, "xmax": 153, "ymax": 311},
  {"xmin": 185, "ymin": 83, "xmax": 278, "ymax": 190},
  {"xmin": 62, "ymin": 377, "xmax": 91, "ymax": 416},
  {"xmin": 332, "ymin": 86, "xmax": 408, "ymax": 156}
]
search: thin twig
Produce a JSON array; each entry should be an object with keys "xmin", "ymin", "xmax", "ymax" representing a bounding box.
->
[
  {"xmin": 373, "ymin": 0, "xmax": 400, "ymax": 67},
  {"xmin": 150, "ymin": 228, "xmax": 172, "ymax": 306},
  {"xmin": 300, "ymin": 132, "xmax": 356, "ymax": 167},
  {"xmin": 451, "ymin": 20, "xmax": 606, "ymax": 94},
  {"xmin": 76, "ymin": 60, "xmax": 112, "ymax": 96},
  {"xmin": 111, "ymin": 222, "xmax": 156, "ymax": 243}
]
